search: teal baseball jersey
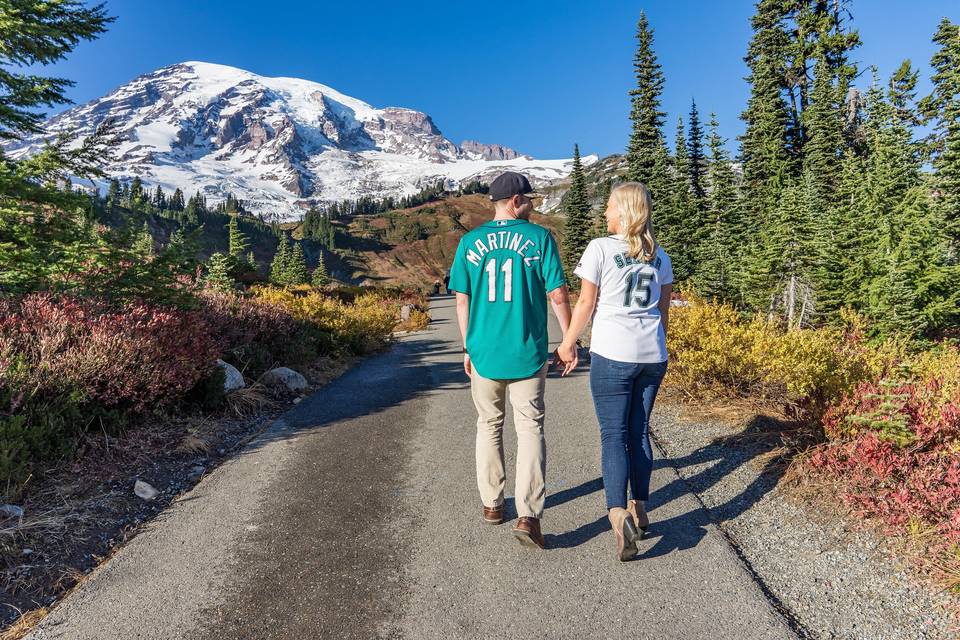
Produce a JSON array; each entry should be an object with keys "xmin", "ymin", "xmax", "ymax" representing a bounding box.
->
[{"xmin": 448, "ymin": 218, "xmax": 566, "ymax": 379}]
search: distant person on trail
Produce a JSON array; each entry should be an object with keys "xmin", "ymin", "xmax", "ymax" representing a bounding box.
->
[
  {"xmin": 442, "ymin": 271, "xmax": 450, "ymax": 295},
  {"xmin": 556, "ymin": 182, "xmax": 673, "ymax": 562},
  {"xmin": 448, "ymin": 171, "xmax": 573, "ymax": 550}
]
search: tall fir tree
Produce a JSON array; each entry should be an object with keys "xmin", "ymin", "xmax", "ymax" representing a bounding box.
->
[
  {"xmin": 626, "ymin": 12, "xmax": 670, "ymax": 203},
  {"xmin": 661, "ymin": 116, "xmax": 694, "ymax": 282},
  {"xmin": 562, "ymin": 144, "xmax": 592, "ymax": 282},
  {"xmin": 739, "ymin": 1, "xmax": 793, "ymax": 237},
  {"xmin": 106, "ymin": 178, "xmax": 120, "ymax": 210},
  {"xmin": 593, "ymin": 178, "xmax": 613, "ymax": 238},
  {"xmin": 170, "ymin": 187, "xmax": 185, "ymax": 212},
  {"xmin": 289, "ymin": 242, "xmax": 309, "ymax": 285},
  {"xmin": 921, "ymin": 18, "xmax": 960, "ymax": 254},
  {"xmin": 227, "ymin": 214, "xmax": 250, "ymax": 261},
  {"xmin": 888, "ymin": 59, "xmax": 921, "ymax": 128},
  {"xmin": 686, "ymin": 99, "xmax": 707, "ymax": 213},
  {"xmin": 153, "ymin": 185, "xmax": 166, "ymax": 209},
  {"xmin": 270, "ymin": 235, "xmax": 291, "ymax": 285},
  {"xmin": 694, "ymin": 114, "xmax": 739, "ymax": 302},
  {"xmin": 803, "ymin": 52, "xmax": 844, "ymax": 209},
  {"xmin": 205, "ymin": 252, "xmax": 234, "ymax": 293},
  {"xmin": 129, "ymin": 176, "xmax": 144, "ymax": 207},
  {"xmin": 312, "ymin": 252, "xmax": 331, "ymax": 287},
  {"xmin": 0, "ymin": 2, "xmax": 112, "ymax": 140}
]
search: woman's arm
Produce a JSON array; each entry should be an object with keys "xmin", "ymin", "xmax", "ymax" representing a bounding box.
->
[
  {"xmin": 557, "ymin": 278, "xmax": 599, "ymax": 375},
  {"xmin": 658, "ymin": 284, "xmax": 673, "ymax": 338}
]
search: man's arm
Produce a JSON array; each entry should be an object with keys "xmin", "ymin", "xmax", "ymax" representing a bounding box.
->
[
  {"xmin": 455, "ymin": 291, "xmax": 471, "ymax": 375},
  {"xmin": 556, "ymin": 280, "xmax": 598, "ymax": 375}
]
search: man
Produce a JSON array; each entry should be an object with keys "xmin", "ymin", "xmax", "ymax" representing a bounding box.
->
[{"xmin": 448, "ymin": 171, "xmax": 572, "ymax": 549}]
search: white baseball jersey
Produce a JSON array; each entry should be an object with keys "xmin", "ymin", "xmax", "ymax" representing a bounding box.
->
[{"xmin": 573, "ymin": 236, "xmax": 673, "ymax": 364}]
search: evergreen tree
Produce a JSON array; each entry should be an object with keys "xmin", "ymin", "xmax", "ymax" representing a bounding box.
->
[
  {"xmin": 132, "ymin": 220, "xmax": 154, "ymax": 257},
  {"xmin": 888, "ymin": 59, "xmax": 921, "ymax": 128},
  {"xmin": 660, "ymin": 116, "xmax": 693, "ymax": 281},
  {"xmin": 129, "ymin": 176, "xmax": 144, "ymax": 207},
  {"xmin": 106, "ymin": 178, "xmax": 120, "ymax": 210},
  {"xmin": 289, "ymin": 242, "xmax": 308, "ymax": 285},
  {"xmin": 921, "ymin": 18, "xmax": 960, "ymax": 253},
  {"xmin": 0, "ymin": 2, "xmax": 112, "ymax": 139},
  {"xmin": 153, "ymin": 185, "xmax": 166, "ymax": 210},
  {"xmin": 744, "ymin": 175, "xmax": 815, "ymax": 328},
  {"xmin": 784, "ymin": 1, "xmax": 861, "ymax": 160},
  {"xmin": 170, "ymin": 188, "xmax": 185, "ymax": 212},
  {"xmin": 227, "ymin": 214, "xmax": 250, "ymax": 260},
  {"xmin": 686, "ymin": 99, "xmax": 707, "ymax": 212},
  {"xmin": 694, "ymin": 114, "xmax": 739, "ymax": 302},
  {"xmin": 868, "ymin": 187, "xmax": 959, "ymax": 337},
  {"xmin": 626, "ymin": 12, "xmax": 670, "ymax": 202},
  {"xmin": 593, "ymin": 178, "xmax": 613, "ymax": 238},
  {"xmin": 803, "ymin": 52, "xmax": 844, "ymax": 209},
  {"xmin": 205, "ymin": 252, "xmax": 234, "ymax": 293},
  {"xmin": 562, "ymin": 144, "xmax": 592, "ymax": 281},
  {"xmin": 270, "ymin": 235, "xmax": 291, "ymax": 285},
  {"xmin": 739, "ymin": 1, "xmax": 793, "ymax": 237},
  {"xmin": 312, "ymin": 253, "xmax": 331, "ymax": 287}
]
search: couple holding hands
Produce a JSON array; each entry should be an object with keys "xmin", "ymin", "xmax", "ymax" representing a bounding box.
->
[{"xmin": 448, "ymin": 171, "xmax": 673, "ymax": 561}]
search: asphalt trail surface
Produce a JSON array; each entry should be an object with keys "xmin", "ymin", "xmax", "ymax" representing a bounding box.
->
[{"xmin": 29, "ymin": 295, "xmax": 796, "ymax": 640}]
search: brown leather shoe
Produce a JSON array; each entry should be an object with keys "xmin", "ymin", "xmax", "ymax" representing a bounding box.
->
[
  {"xmin": 627, "ymin": 499, "xmax": 649, "ymax": 533},
  {"xmin": 483, "ymin": 504, "xmax": 504, "ymax": 525},
  {"xmin": 512, "ymin": 517, "xmax": 545, "ymax": 549}
]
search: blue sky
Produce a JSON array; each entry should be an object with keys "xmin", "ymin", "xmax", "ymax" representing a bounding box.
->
[{"xmin": 34, "ymin": 0, "xmax": 958, "ymax": 160}]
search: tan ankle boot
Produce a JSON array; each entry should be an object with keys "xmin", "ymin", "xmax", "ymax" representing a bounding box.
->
[
  {"xmin": 627, "ymin": 499, "xmax": 649, "ymax": 532},
  {"xmin": 608, "ymin": 507, "xmax": 640, "ymax": 562}
]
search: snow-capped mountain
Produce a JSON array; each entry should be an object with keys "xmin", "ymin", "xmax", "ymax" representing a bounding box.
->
[{"xmin": 4, "ymin": 61, "xmax": 596, "ymax": 219}]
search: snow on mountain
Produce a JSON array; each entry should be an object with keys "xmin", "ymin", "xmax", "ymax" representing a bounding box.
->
[{"xmin": 4, "ymin": 61, "xmax": 596, "ymax": 220}]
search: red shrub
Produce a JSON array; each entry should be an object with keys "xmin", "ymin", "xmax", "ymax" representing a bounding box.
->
[
  {"xmin": 805, "ymin": 372, "xmax": 960, "ymax": 543},
  {"xmin": 195, "ymin": 290, "xmax": 314, "ymax": 374},
  {"xmin": 0, "ymin": 293, "xmax": 222, "ymax": 413}
]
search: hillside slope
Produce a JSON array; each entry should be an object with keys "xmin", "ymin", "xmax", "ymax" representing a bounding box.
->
[{"xmin": 332, "ymin": 194, "xmax": 564, "ymax": 289}]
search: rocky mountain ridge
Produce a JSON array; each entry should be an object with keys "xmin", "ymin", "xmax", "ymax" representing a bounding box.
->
[{"xmin": 5, "ymin": 62, "xmax": 594, "ymax": 220}]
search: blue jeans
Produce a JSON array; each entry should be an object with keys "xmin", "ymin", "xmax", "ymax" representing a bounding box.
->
[{"xmin": 589, "ymin": 354, "xmax": 667, "ymax": 510}]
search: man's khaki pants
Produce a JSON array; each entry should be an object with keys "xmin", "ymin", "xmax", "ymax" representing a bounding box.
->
[{"xmin": 470, "ymin": 362, "xmax": 548, "ymax": 519}]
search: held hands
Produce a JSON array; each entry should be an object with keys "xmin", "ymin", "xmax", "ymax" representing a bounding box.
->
[
  {"xmin": 464, "ymin": 352, "xmax": 472, "ymax": 376},
  {"xmin": 553, "ymin": 339, "xmax": 579, "ymax": 377}
]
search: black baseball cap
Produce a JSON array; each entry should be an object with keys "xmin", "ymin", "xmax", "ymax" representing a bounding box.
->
[{"xmin": 488, "ymin": 171, "xmax": 541, "ymax": 201}]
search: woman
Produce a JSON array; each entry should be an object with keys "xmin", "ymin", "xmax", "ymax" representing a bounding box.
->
[{"xmin": 556, "ymin": 182, "xmax": 673, "ymax": 562}]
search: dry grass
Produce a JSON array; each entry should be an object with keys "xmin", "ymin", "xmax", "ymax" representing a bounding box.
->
[
  {"xmin": 0, "ymin": 608, "xmax": 48, "ymax": 640},
  {"xmin": 175, "ymin": 432, "xmax": 213, "ymax": 456},
  {"xmin": 224, "ymin": 382, "xmax": 275, "ymax": 418}
]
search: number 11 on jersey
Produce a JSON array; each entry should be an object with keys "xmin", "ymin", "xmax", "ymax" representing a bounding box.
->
[{"xmin": 485, "ymin": 258, "xmax": 513, "ymax": 302}]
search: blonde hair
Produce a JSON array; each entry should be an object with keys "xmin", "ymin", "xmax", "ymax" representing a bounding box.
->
[{"xmin": 611, "ymin": 181, "xmax": 657, "ymax": 262}]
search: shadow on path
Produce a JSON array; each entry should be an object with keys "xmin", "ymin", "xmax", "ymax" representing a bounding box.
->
[{"xmin": 544, "ymin": 358, "xmax": 794, "ymax": 554}]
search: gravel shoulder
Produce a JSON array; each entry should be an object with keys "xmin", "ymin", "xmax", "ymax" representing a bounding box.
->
[{"xmin": 651, "ymin": 399, "xmax": 959, "ymax": 640}]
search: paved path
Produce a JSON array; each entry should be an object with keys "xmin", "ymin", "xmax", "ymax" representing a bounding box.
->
[{"xmin": 29, "ymin": 295, "xmax": 797, "ymax": 640}]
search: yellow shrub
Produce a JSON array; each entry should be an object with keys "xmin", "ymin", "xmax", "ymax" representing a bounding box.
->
[
  {"xmin": 251, "ymin": 286, "xmax": 399, "ymax": 355},
  {"xmin": 667, "ymin": 297, "xmax": 896, "ymax": 405},
  {"xmin": 667, "ymin": 299, "xmax": 768, "ymax": 395},
  {"xmin": 910, "ymin": 345, "xmax": 960, "ymax": 402}
]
